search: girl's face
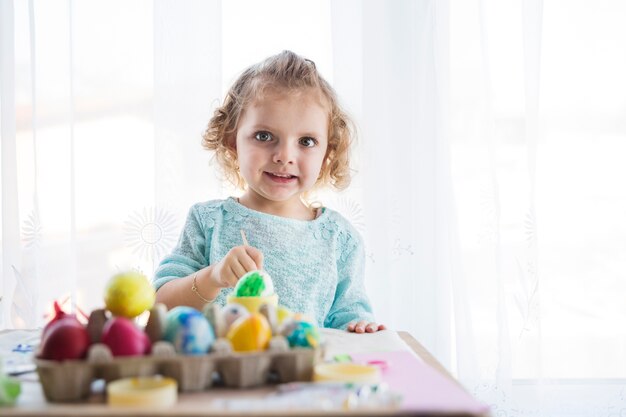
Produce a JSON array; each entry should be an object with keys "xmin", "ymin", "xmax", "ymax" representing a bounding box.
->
[{"xmin": 233, "ymin": 88, "xmax": 329, "ymax": 218}]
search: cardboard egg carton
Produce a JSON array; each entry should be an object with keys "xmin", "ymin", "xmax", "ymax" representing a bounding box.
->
[{"xmin": 35, "ymin": 336, "xmax": 323, "ymax": 403}]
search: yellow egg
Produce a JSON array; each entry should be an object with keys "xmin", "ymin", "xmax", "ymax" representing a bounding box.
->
[
  {"xmin": 226, "ymin": 313, "xmax": 272, "ymax": 352},
  {"xmin": 276, "ymin": 305, "xmax": 293, "ymax": 324},
  {"xmin": 104, "ymin": 271, "xmax": 155, "ymax": 318}
]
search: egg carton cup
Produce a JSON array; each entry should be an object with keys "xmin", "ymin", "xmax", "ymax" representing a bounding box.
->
[{"xmin": 35, "ymin": 336, "xmax": 323, "ymax": 403}]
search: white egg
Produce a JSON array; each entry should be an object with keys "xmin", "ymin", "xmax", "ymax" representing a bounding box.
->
[{"xmin": 216, "ymin": 303, "xmax": 249, "ymax": 337}]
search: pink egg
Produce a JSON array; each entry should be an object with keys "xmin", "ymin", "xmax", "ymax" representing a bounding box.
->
[{"xmin": 101, "ymin": 317, "xmax": 151, "ymax": 356}]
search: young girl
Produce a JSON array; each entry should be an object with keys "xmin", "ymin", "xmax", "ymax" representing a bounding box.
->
[{"xmin": 153, "ymin": 51, "xmax": 385, "ymax": 334}]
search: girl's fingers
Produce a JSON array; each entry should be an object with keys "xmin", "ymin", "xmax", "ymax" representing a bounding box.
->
[
  {"xmin": 245, "ymin": 246, "xmax": 264, "ymax": 269},
  {"xmin": 216, "ymin": 245, "xmax": 265, "ymax": 289},
  {"xmin": 231, "ymin": 257, "xmax": 248, "ymax": 279},
  {"xmin": 225, "ymin": 264, "xmax": 241, "ymax": 287},
  {"xmin": 366, "ymin": 322, "xmax": 385, "ymax": 332},
  {"xmin": 354, "ymin": 320, "xmax": 368, "ymax": 333},
  {"xmin": 239, "ymin": 252, "xmax": 259, "ymax": 273},
  {"xmin": 348, "ymin": 322, "xmax": 387, "ymax": 333}
]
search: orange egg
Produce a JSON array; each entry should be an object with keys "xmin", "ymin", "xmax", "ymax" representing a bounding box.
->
[{"xmin": 226, "ymin": 313, "xmax": 272, "ymax": 352}]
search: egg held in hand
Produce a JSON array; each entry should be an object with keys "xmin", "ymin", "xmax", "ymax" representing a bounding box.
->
[
  {"xmin": 234, "ymin": 270, "xmax": 274, "ymax": 297},
  {"xmin": 104, "ymin": 270, "xmax": 155, "ymax": 318},
  {"xmin": 164, "ymin": 306, "xmax": 215, "ymax": 355},
  {"xmin": 101, "ymin": 317, "xmax": 151, "ymax": 357}
]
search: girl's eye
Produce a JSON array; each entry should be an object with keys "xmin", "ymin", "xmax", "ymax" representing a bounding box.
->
[
  {"xmin": 255, "ymin": 131, "xmax": 273, "ymax": 142},
  {"xmin": 299, "ymin": 137, "xmax": 317, "ymax": 148}
]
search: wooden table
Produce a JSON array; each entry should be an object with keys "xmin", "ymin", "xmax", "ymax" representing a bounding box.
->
[{"xmin": 2, "ymin": 330, "xmax": 486, "ymax": 416}]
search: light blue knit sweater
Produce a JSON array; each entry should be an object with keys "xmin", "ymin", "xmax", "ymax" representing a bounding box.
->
[{"xmin": 153, "ymin": 197, "xmax": 375, "ymax": 329}]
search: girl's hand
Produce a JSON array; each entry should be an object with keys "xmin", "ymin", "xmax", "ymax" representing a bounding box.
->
[
  {"xmin": 210, "ymin": 245, "xmax": 264, "ymax": 288},
  {"xmin": 347, "ymin": 321, "xmax": 387, "ymax": 333}
]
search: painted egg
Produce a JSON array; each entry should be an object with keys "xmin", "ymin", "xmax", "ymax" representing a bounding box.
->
[
  {"xmin": 216, "ymin": 303, "xmax": 249, "ymax": 337},
  {"xmin": 163, "ymin": 306, "xmax": 215, "ymax": 355},
  {"xmin": 234, "ymin": 270, "xmax": 274, "ymax": 297},
  {"xmin": 285, "ymin": 320, "xmax": 321, "ymax": 349},
  {"xmin": 226, "ymin": 313, "xmax": 272, "ymax": 352},
  {"xmin": 276, "ymin": 305, "xmax": 293, "ymax": 325}
]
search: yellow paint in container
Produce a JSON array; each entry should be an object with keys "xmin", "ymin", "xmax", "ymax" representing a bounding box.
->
[
  {"xmin": 107, "ymin": 376, "xmax": 177, "ymax": 407},
  {"xmin": 227, "ymin": 294, "xmax": 278, "ymax": 313},
  {"xmin": 313, "ymin": 363, "xmax": 381, "ymax": 384}
]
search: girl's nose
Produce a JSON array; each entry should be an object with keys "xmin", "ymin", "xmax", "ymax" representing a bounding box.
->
[{"xmin": 273, "ymin": 142, "xmax": 295, "ymax": 165}]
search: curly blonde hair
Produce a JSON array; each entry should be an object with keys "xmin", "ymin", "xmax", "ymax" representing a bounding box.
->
[{"xmin": 202, "ymin": 50, "xmax": 355, "ymax": 191}]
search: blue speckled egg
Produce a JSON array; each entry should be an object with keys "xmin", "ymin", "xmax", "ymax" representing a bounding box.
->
[
  {"xmin": 164, "ymin": 306, "xmax": 215, "ymax": 355},
  {"xmin": 285, "ymin": 320, "xmax": 321, "ymax": 348}
]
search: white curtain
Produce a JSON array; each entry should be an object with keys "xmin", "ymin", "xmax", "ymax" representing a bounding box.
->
[
  {"xmin": 2, "ymin": 0, "xmax": 625, "ymax": 415},
  {"xmin": 1, "ymin": 0, "xmax": 223, "ymax": 326},
  {"xmin": 330, "ymin": 1, "xmax": 626, "ymax": 414},
  {"xmin": 332, "ymin": 0, "xmax": 625, "ymax": 414}
]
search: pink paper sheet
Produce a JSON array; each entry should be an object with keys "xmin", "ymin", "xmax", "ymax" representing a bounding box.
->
[{"xmin": 350, "ymin": 350, "xmax": 489, "ymax": 415}]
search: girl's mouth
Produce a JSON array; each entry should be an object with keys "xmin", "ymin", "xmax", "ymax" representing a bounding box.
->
[{"xmin": 264, "ymin": 172, "xmax": 297, "ymax": 183}]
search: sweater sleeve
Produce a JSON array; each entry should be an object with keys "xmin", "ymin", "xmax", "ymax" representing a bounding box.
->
[
  {"xmin": 153, "ymin": 205, "xmax": 209, "ymax": 291},
  {"xmin": 324, "ymin": 231, "xmax": 375, "ymax": 329}
]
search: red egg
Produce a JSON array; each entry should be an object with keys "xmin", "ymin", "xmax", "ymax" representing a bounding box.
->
[
  {"xmin": 101, "ymin": 317, "xmax": 151, "ymax": 356},
  {"xmin": 40, "ymin": 317, "xmax": 90, "ymax": 361}
]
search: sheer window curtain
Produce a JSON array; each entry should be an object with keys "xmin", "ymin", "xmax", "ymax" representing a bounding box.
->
[
  {"xmin": 1, "ymin": 0, "xmax": 223, "ymax": 327},
  {"xmin": 333, "ymin": 0, "xmax": 626, "ymax": 415},
  {"xmin": 2, "ymin": 1, "xmax": 626, "ymax": 415}
]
